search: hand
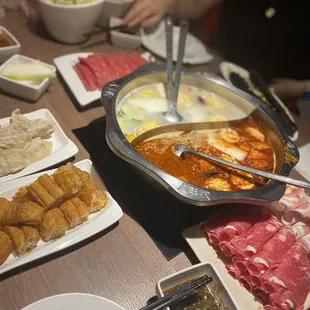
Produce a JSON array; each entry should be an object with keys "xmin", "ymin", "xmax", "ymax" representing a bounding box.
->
[
  {"xmin": 123, "ymin": 0, "xmax": 176, "ymax": 28},
  {"xmin": 269, "ymin": 78, "xmax": 306, "ymax": 100}
]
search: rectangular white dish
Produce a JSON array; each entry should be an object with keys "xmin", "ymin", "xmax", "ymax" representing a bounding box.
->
[
  {"xmin": 54, "ymin": 52, "xmax": 150, "ymax": 108},
  {"xmin": 183, "ymin": 224, "xmax": 310, "ymax": 310},
  {"xmin": 0, "ymin": 159, "xmax": 123, "ymax": 276},
  {"xmin": 0, "ymin": 109, "xmax": 78, "ymax": 184},
  {"xmin": 0, "ymin": 54, "xmax": 56, "ymax": 102},
  {"xmin": 157, "ymin": 261, "xmax": 238, "ymax": 310},
  {"xmin": 54, "ymin": 52, "xmax": 100, "ymax": 107},
  {"xmin": 0, "ymin": 26, "xmax": 21, "ymax": 63}
]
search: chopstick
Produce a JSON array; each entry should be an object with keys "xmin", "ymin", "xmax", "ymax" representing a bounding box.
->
[
  {"xmin": 173, "ymin": 20, "xmax": 188, "ymax": 105},
  {"xmin": 140, "ymin": 275, "xmax": 213, "ymax": 310}
]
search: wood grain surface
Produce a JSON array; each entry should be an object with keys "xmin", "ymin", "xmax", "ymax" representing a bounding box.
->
[{"xmin": 0, "ymin": 9, "xmax": 310, "ymax": 310}]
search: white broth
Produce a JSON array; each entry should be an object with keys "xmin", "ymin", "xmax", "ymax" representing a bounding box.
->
[{"xmin": 116, "ymin": 83, "xmax": 247, "ymax": 140}]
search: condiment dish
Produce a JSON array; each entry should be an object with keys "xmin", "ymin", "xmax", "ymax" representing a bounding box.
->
[
  {"xmin": 156, "ymin": 261, "xmax": 239, "ymax": 309},
  {"xmin": 110, "ymin": 17, "xmax": 141, "ymax": 50},
  {"xmin": 0, "ymin": 54, "xmax": 56, "ymax": 102},
  {"xmin": 0, "ymin": 26, "xmax": 21, "ymax": 63}
]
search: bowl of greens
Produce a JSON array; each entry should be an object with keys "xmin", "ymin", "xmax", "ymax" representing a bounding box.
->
[{"xmin": 39, "ymin": 0, "xmax": 105, "ymax": 44}]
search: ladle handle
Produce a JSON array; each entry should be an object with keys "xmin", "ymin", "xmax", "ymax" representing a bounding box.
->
[
  {"xmin": 174, "ymin": 144, "xmax": 310, "ymax": 190},
  {"xmin": 165, "ymin": 16, "xmax": 174, "ymax": 108},
  {"xmin": 174, "ymin": 20, "xmax": 188, "ymax": 104}
]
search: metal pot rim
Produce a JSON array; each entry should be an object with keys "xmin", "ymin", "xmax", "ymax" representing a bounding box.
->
[{"xmin": 101, "ymin": 64, "xmax": 299, "ymax": 207}]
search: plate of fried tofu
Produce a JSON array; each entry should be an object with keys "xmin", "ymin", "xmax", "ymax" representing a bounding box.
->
[{"xmin": 0, "ymin": 159, "xmax": 123, "ymax": 275}]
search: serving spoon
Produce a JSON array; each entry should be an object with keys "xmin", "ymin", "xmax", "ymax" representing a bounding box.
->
[
  {"xmin": 162, "ymin": 17, "xmax": 188, "ymax": 123},
  {"xmin": 173, "ymin": 144, "xmax": 310, "ymax": 190}
]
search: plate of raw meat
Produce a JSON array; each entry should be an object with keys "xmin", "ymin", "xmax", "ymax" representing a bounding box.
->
[
  {"xmin": 183, "ymin": 186, "xmax": 310, "ymax": 310},
  {"xmin": 53, "ymin": 52, "xmax": 148, "ymax": 107}
]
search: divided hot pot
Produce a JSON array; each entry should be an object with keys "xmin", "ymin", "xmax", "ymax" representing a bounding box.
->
[{"xmin": 101, "ymin": 64, "xmax": 299, "ymax": 207}]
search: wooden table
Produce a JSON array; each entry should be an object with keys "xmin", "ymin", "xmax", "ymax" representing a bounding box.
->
[
  {"xmin": 1, "ymin": 10, "xmax": 310, "ymax": 310},
  {"xmin": 0, "ymin": 10, "xmax": 196, "ymax": 310}
]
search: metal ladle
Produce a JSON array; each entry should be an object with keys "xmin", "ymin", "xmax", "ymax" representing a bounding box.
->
[
  {"xmin": 162, "ymin": 17, "xmax": 189, "ymax": 123},
  {"xmin": 173, "ymin": 144, "xmax": 310, "ymax": 190}
]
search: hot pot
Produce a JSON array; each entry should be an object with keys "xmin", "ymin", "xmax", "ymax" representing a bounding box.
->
[{"xmin": 101, "ymin": 64, "xmax": 299, "ymax": 207}]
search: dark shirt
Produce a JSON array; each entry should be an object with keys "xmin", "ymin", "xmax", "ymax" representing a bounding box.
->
[{"xmin": 210, "ymin": 0, "xmax": 310, "ymax": 82}]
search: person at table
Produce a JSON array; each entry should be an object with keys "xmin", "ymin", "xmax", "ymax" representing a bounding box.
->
[{"xmin": 124, "ymin": 0, "xmax": 310, "ymax": 109}]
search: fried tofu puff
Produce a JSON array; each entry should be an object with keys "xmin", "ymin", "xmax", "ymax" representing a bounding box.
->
[
  {"xmin": 4, "ymin": 226, "xmax": 26, "ymax": 256},
  {"xmin": 0, "ymin": 231, "xmax": 13, "ymax": 265},
  {"xmin": 53, "ymin": 163, "xmax": 90, "ymax": 199},
  {"xmin": 70, "ymin": 197, "xmax": 90, "ymax": 222},
  {"xmin": 4, "ymin": 226, "xmax": 40, "ymax": 255},
  {"xmin": 0, "ymin": 199, "xmax": 45, "ymax": 227},
  {"xmin": 204, "ymin": 176, "xmax": 232, "ymax": 192},
  {"xmin": 78, "ymin": 181, "xmax": 108, "ymax": 213},
  {"xmin": 59, "ymin": 200, "xmax": 83, "ymax": 229},
  {"xmin": 12, "ymin": 186, "xmax": 33, "ymax": 203},
  {"xmin": 39, "ymin": 208, "xmax": 69, "ymax": 242},
  {"xmin": 20, "ymin": 226, "xmax": 40, "ymax": 252},
  {"xmin": 28, "ymin": 174, "xmax": 64, "ymax": 210},
  {"xmin": 0, "ymin": 198, "xmax": 11, "ymax": 224}
]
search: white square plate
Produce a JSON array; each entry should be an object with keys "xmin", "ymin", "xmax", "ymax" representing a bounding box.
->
[
  {"xmin": 0, "ymin": 159, "xmax": 123, "ymax": 276},
  {"xmin": 0, "ymin": 109, "xmax": 78, "ymax": 184},
  {"xmin": 0, "ymin": 54, "xmax": 56, "ymax": 102},
  {"xmin": 140, "ymin": 21, "xmax": 214, "ymax": 64},
  {"xmin": 54, "ymin": 53, "xmax": 150, "ymax": 108},
  {"xmin": 54, "ymin": 52, "xmax": 100, "ymax": 108}
]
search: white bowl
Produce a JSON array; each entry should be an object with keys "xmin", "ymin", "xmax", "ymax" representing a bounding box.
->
[
  {"xmin": 39, "ymin": 0, "xmax": 105, "ymax": 44},
  {"xmin": 110, "ymin": 17, "xmax": 141, "ymax": 49},
  {"xmin": 0, "ymin": 26, "xmax": 21, "ymax": 63},
  {"xmin": 156, "ymin": 262, "xmax": 239, "ymax": 310},
  {"xmin": 0, "ymin": 54, "xmax": 56, "ymax": 102}
]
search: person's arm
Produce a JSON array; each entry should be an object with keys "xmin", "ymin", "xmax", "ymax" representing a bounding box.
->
[
  {"xmin": 124, "ymin": 0, "xmax": 222, "ymax": 28},
  {"xmin": 270, "ymin": 78, "xmax": 309, "ymax": 100},
  {"xmin": 173, "ymin": 0, "xmax": 222, "ymax": 20}
]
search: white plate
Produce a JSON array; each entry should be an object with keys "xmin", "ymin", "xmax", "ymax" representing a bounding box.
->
[
  {"xmin": 183, "ymin": 223, "xmax": 310, "ymax": 310},
  {"xmin": 0, "ymin": 109, "xmax": 78, "ymax": 184},
  {"xmin": 54, "ymin": 53, "xmax": 150, "ymax": 108},
  {"xmin": 219, "ymin": 61, "xmax": 298, "ymax": 141},
  {"xmin": 22, "ymin": 293, "xmax": 126, "ymax": 310},
  {"xmin": 0, "ymin": 159, "xmax": 123, "ymax": 276},
  {"xmin": 183, "ymin": 224, "xmax": 262, "ymax": 310},
  {"xmin": 295, "ymin": 143, "xmax": 310, "ymax": 180},
  {"xmin": 140, "ymin": 21, "xmax": 213, "ymax": 65},
  {"xmin": 54, "ymin": 52, "xmax": 99, "ymax": 108}
]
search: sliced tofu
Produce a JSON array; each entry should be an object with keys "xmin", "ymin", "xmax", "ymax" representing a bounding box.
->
[
  {"xmin": 207, "ymin": 135, "xmax": 248, "ymax": 161},
  {"xmin": 221, "ymin": 128, "xmax": 240, "ymax": 143},
  {"xmin": 245, "ymin": 127, "xmax": 265, "ymax": 142}
]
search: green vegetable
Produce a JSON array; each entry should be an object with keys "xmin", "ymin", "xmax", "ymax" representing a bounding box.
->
[
  {"xmin": 120, "ymin": 103, "xmax": 145, "ymax": 121},
  {"xmin": 117, "ymin": 116, "xmax": 137, "ymax": 135},
  {"xmin": 1, "ymin": 62, "xmax": 56, "ymax": 82},
  {"xmin": 45, "ymin": 0, "xmax": 96, "ymax": 4}
]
